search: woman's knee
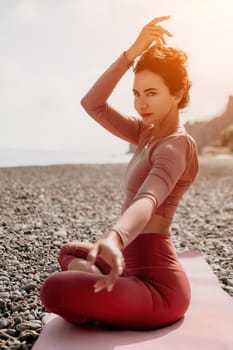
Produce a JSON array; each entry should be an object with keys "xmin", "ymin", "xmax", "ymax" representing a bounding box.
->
[{"xmin": 40, "ymin": 273, "xmax": 63, "ymax": 312}]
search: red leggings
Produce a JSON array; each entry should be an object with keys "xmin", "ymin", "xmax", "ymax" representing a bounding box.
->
[{"xmin": 40, "ymin": 233, "xmax": 191, "ymax": 330}]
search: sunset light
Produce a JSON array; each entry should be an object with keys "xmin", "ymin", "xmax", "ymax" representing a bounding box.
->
[
  {"xmin": 0, "ymin": 0, "xmax": 233, "ymax": 155},
  {"xmin": 1, "ymin": 4, "xmax": 233, "ymax": 349}
]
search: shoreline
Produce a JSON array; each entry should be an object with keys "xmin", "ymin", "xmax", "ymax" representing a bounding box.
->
[{"xmin": 0, "ymin": 151, "xmax": 233, "ymax": 169}]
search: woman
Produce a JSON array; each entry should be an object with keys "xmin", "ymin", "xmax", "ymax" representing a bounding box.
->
[{"xmin": 40, "ymin": 16, "xmax": 199, "ymax": 330}]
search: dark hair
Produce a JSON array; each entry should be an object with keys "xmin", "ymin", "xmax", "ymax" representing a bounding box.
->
[{"xmin": 133, "ymin": 45, "xmax": 192, "ymax": 109}]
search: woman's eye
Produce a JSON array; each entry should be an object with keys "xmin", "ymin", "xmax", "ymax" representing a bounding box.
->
[{"xmin": 133, "ymin": 92, "xmax": 157, "ymax": 97}]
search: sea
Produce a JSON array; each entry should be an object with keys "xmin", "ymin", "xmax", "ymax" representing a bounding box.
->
[
  {"xmin": 0, "ymin": 149, "xmax": 133, "ymax": 168},
  {"xmin": 1, "ymin": 149, "xmax": 232, "ymax": 168}
]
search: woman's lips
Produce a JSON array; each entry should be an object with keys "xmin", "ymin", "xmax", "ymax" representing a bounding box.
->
[{"xmin": 141, "ymin": 113, "xmax": 153, "ymax": 117}]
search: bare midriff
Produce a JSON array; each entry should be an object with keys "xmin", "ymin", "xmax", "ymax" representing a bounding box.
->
[{"xmin": 142, "ymin": 214, "xmax": 173, "ymax": 235}]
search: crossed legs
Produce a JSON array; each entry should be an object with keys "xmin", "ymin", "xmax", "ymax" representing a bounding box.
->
[
  {"xmin": 40, "ymin": 241, "xmax": 157, "ymax": 329},
  {"xmin": 40, "ymin": 238, "xmax": 190, "ymax": 329}
]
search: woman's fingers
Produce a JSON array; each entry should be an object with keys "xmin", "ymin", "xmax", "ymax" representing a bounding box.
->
[
  {"xmin": 148, "ymin": 15, "xmax": 171, "ymax": 26},
  {"xmin": 155, "ymin": 25, "xmax": 173, "ymax": 37},
  {"xmin": 149, "ymin": 30, "xmax": 167, "ymax": 43},
  {"xmin": 156, "ymin": 37, "xmax": 165, "ymax": 47},
  {"xmin": 94, "ymin": 273, "xmax": 116, "ymax": 293},
  {"xmin": 145, "ymin": 19, "xmax": 172, "ymax": 48},
  {"xmin": 87, "ymin": 244, "xmax": 99, "ymax": 265},
  {"xmin": 148, "ymin": 25, "xmax": 172, "ymax": 38},
  {"xmin": 147, "ymin": 30, "xmax": 167, "ymax": 47},
  {"xmin": 125, "ymin": 15, "xmax": 172, "ymax": 60},
  {"xmin": 94, "ymin": 273, "xmax": 115, "ymax": 293},
  {"xmin": 94, "ymin": 276, "xmax": 112, "ymax": 293},
  {"xmin": 94, "ymin": 253, "xmax": 125, "ymax": 293},
  {"xmin": 86, "ymin": 235, "xmax": 126, "ymax": 293}
]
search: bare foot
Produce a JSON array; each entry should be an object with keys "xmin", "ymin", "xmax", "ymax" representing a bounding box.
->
[{"xmin": 67, "ymin": 258, "xmax": 104, "ymax": 275}]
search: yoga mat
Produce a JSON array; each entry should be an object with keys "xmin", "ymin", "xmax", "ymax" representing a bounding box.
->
[{"xmin": 33, "ymin": 251, "xmax": 233, "ymax": 350}]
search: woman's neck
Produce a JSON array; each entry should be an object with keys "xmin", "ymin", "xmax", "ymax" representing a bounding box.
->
[{"xmin": 152, "ymin": 108, "xmax": 182, "ymax": 139}]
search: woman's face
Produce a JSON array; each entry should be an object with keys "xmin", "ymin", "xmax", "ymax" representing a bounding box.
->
[{"xmin": 133, "ymin": 70, "xmax": 178, "ymax": 125}]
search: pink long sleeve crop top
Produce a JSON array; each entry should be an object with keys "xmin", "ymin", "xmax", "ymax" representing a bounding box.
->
[{"xmin": 81, "ymin": 52, "xmax": 199, "ymax": 248}]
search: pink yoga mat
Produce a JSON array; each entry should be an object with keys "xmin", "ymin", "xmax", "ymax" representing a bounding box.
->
[{"xmin": 33, "ymin": 251, "xmax": 233, "ymax": 350}]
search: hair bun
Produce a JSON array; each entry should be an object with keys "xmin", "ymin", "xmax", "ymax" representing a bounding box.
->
[{"xmin": 148, "ymin": 45, "xmax": 189, "ymax": 66}]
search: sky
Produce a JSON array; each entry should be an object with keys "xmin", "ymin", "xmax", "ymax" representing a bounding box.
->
[{"xmin": 0, "ymin": 0, "xmax": 233, "ymax": 154}]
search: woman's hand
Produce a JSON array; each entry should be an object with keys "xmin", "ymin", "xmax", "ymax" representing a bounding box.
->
[
  {"xmin": 87, "ymin": 231, "xmax": 125, "ymax": 293},
  {"xmin": 125, "ymin": 16, "xmax": 172, "ymax": 61}
]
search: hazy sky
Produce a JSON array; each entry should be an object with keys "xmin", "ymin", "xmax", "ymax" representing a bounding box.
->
[{"xmin": 1, "ymin": 0, "xmax": 233, "ymax": 154}]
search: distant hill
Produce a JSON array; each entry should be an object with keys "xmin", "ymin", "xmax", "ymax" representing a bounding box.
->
[{"xmin": 184, "ymin": 96, "xmax": 233, "ymax": 153}]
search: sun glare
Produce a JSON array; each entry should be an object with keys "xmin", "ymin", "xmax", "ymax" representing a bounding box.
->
[{"xmin": 208, "ymin": 0, "xmax": 233, "ymax": 21}]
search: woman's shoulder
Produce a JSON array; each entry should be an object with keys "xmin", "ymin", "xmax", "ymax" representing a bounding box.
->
[
  {"xmin": 136, "ymin": 123, "xmax": 198, "ymax": 153},
  {"xmin": 158, "ymin": 128, "xmax": 197, "ymax": 147},
  {"xmin": 148, "ymin": 128, "xmax": 198, "ymax": 162}
]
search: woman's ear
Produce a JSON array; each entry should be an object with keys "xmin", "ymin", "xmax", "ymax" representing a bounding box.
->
[{"xmin": 174, "ymin": 89, "xmax": 184, "ymax": 105}]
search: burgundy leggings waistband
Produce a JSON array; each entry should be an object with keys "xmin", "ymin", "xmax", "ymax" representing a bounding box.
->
[{"xmin": 139, "ymin": 232, "xmax": 171, "ymax": 239}]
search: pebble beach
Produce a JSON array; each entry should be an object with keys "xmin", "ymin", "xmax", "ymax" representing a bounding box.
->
[{"xmin": 0, "ymin": 155, "xmax": 233, "ymax": 350}]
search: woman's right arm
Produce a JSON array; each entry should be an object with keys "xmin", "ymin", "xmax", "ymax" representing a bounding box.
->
[{"xmin": 80, "ymin": 52, "xmax": 142, "ymax": 145}]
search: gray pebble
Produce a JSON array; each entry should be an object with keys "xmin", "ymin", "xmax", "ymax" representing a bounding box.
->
[
  {"xmin": 0, "ymin": 299, "xmax": 6, "ymax": 308},
  {"xmin": 19, "ymin": 329, "xmax": 39, "ymax": 341},
  {"xmin": 0, "ymin": 292, "xmax": 10, "ymax": 299},
  {"xmin": 0, "ymin": 345, "xmax": 8, "ymax": 350},
  {"xmin": 15, "ymin": 321, "xmax": 42, "ymax": 332},
  {"xmin": 27, "ymin": 314, "xmax": 35, "ymax": 321},
  {"xmin": 0, "ymin": 318, "xmax": 10, "ymax": 329},
  {"xmin": 0, "ymin": 275, "xmax": 10, "ymax": 282},
  {"xmin": 12, "ymin": 295, "xmax": 23, "ymax": 302},
  {"xmin": 0, "ymin": 329, "xmax": 14, "ymax": 340},
  {"xmin": 5, "ymin": 339, "xmax": 21, "ymax": 350},
  {"xmin": 0, "ymin": 271, "xmax": 8, "ymax": 276},
  {"xmin": 21, "ymin": 282, "xmax": 37, "ymax": 291},
  {"xmin": 227, "ymin": 279, "xmax": 233, "ymax": 287},
  {"xmin": 54, "ymin": 229, "xmax": 67, "ymax": 238},
  {"xmin": 53, "ymin": 240, "xmax": 62, "ymax": 247},
  {"xmin": 16, "ymin": 322, "xmax": 30, "ymax": 331},
  {"xmin": 14, "ymin": 317, "xmax": 23, "ymax": 324},
  {"xmin": 223, "ymin": 285, "xmax": 233, "ymax": 293},
  {"xmin": 6, "ymin": 328, "xmax": 17, "ymax": 336},
  {"xmin": 10, "ymin": 303, "xmax": 22, "ymax": 312},
  {"xmin": 29, "ymin": 322, "xmax": 42, "ymax": 330},
  {"xmin": 11, "ymin": 259, "xmax": 20, "ymax": 266}
]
